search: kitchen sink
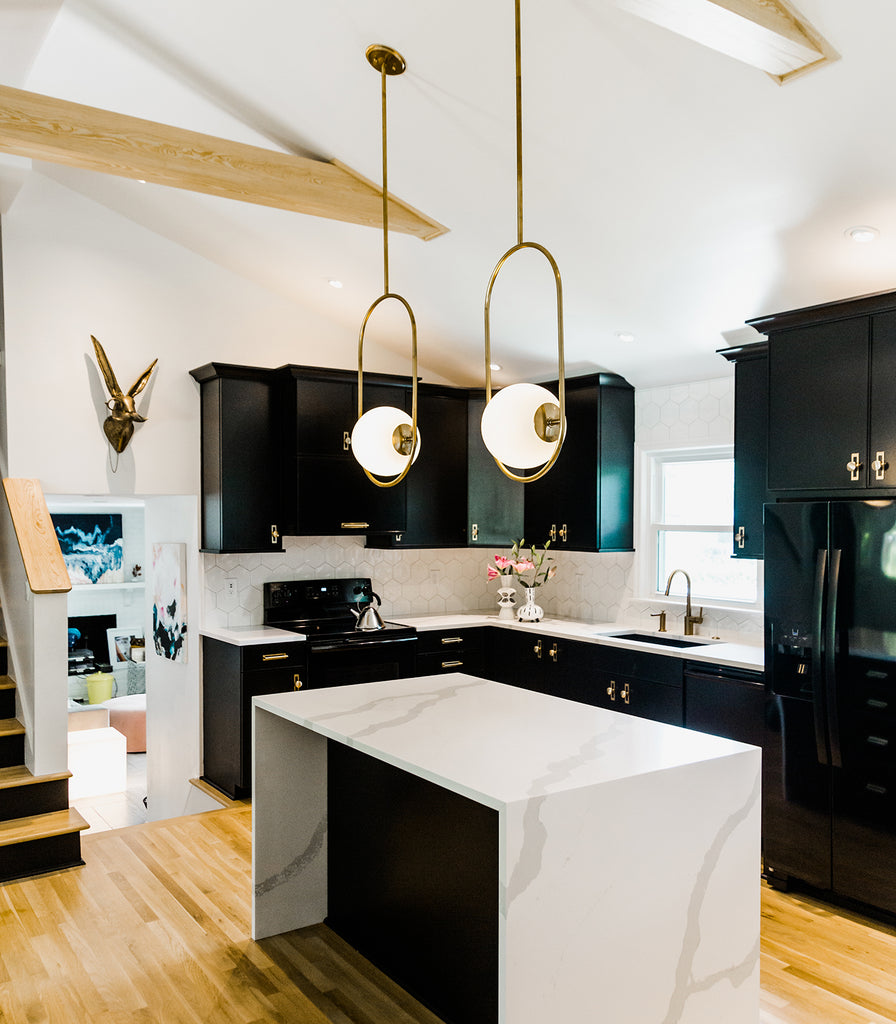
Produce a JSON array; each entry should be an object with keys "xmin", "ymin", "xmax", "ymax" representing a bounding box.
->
[{"xmin": 595, "ymin": 631, "xmax": 720, "ymax": 648}]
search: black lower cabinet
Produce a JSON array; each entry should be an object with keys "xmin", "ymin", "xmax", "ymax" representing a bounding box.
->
[
  {"xmin": 327, "ymin": 740, "xmax": 498, "ymax": 1024},
  {"xmin": 201, "ymin": 637, "xmax": 306, "ymax": 798},
  {"xmin": 415, "ymin": 627, "xmax": 486, "ymax": 678}
]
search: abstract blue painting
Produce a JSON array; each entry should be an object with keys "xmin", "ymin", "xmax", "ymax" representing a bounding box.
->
[
  {"xmin": 53, "ymin": 514, "xmax": 124, "ymax": 585},
  {"xmin": 152, "ymin": 542, "xmax": 187, "ymax": 663}
]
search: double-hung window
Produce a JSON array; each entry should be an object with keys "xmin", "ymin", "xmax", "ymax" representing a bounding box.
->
[{"xmin": 644, "ymin": 447, "xmax": 759, "ymax": 605}]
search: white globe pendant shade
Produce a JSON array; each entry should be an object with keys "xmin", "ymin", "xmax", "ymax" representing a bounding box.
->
[
  {"xmin": 480, "ymin": 382, "xmax": 563, "ymax": 469},
  {"xmin": 351, "ymin": 405, "xmax": 421, "ymax": 477}
]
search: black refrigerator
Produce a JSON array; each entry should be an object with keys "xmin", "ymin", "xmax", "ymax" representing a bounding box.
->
[{"xmin": 764, "ymin": 500, "xmax": 896, "ymax": 914}]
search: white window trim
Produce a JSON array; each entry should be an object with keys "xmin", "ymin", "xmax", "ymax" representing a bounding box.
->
[{"xmin": 637, "ymin": 444, "xmax": 763, "ymax": 612}]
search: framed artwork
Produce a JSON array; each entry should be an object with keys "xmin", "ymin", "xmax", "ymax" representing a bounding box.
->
[
  {"xmin": 52, "ymin": 513, "xmax": 124, "ymax": 585},
  {"xmin": 107, "ymin": 627, "xmax": 144, "ymax": 664},
  {"xmin": 151, "ymin": 542, "xmax": 187, "ymax": 663}
]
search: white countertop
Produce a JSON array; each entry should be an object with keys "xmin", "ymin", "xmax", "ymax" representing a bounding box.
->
[
  {"xmin": 253, "ymin": 673, "xmax": 755, "ymax": 809},
  {"xmin": 199, "ymin": 624, "xmax": 307, "ymax": 645},
  {"xmin": 201, "ymin": 613, "xmax": 763, "ymax": 668},
  {"xmin": 397, "ymin": 613, "xmax": 764, "ymax": 671}
]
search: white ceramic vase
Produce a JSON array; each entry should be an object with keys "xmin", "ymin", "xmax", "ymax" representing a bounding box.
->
[
  {"xmin": 497, "ymin": 583, "xmax": 517, "ymax": 620},
  {"xmin": 517, "ymin": 585, "xmax": 543, "ymax": 623}
]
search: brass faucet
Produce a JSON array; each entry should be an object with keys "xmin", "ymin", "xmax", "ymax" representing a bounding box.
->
[{"xmin": 663, "ymin": 569, "xmax": 704, "ymax": 635}]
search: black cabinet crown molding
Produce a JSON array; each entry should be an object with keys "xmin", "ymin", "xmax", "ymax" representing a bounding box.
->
[{"xmin": 746, "ymin": 287, "xmax": 896, "ymax": 335}]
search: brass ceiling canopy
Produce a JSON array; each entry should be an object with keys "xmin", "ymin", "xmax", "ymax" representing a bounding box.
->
[{"xmin": 350, "ymin": 44, "xmax": 421, "ymax": 488}]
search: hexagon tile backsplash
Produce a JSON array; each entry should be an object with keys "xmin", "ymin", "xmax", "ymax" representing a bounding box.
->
[{"xmin": 202, "ymin": 538, "xmax": 637, "ymax": 630}]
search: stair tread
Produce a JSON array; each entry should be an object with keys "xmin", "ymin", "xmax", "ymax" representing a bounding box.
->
[
  {"xmin": 0, "ymin": 808, "xmax": 89, "ymax": 847},
  {"xmin": 0, "ymin": 677, "xmax": 15, "ymax": 691},
  {"xmin": 0, "ymin": 765, "xmax": 73, "ymax": 789},
  {"xmin": 0, "ymin": 718, "xmax": 25, "ymax": 738}
]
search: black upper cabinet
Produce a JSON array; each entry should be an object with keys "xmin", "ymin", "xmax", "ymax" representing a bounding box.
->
[
  {"xmin": 749, "ymin": 290, "xmax": 896, "ymax": 494},
  {"xmin": 466, "ymin": 392, "xmax": 525, "ymax": 547},
  {"xmin": 190, "ymin": 363, "xmax": 283, "ymax": 553},
  {"xmin": 719, "ymin": 342, "xmax": 768, "ymax": 559},
  {"xmin": 523, "ymin": 373, "xmax": 634, "ymax": 552},
  {"xmin": 277, "ymin": 365, "xmax": 409, "ymax": 536},
  {"xmin": 367, "ymin": 384, "xmax": 469, "ymax": 548}
]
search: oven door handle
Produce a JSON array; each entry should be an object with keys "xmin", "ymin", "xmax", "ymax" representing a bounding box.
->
[{"xmin": 311, "ymin": 637, "xmax": 416, "ymax": 652}]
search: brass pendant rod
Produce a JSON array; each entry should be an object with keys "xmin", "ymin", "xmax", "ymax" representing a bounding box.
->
[
  {"xmin": 515, "ymin": 0, "xmax": 523, "ymax": 247},
  {"xmin": 380, "ymin": 62, "xmax": 390, "ymax": 295}
]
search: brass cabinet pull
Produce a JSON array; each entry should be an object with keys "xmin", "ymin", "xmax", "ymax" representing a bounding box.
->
[
  {"xmin": 847, "ymin": 452, "xmax": 863, "ymax": 481},
  {"xmin": 441, "ymin": 660, "xmax": 464, "ymax": 668},
  {"xmin": 533, "ymin": 639, "xmax": 542, "ymax": 659},
  {"xmin": 271, "ymin": 523, "xmax": 280, "ymax": 545},
  {"xmin": 471, "ymin": 523, "xmax": 479, "ymax": 541},
  {"xmin": 343, "ymin": 431, "xmax": 351, "ymax": 451},
  {"xmin": 735, "ymin": 525, "xmax": 745, "ymax": 549},
  {"xmin": 262, "ymin": 652, "xmax": 289, "ymax": 662},
  {"xmin": 559, "ymin": 523, "xmax": 568, "ymax": 542},
  {"xmin": 341, "ymin": 522, "xmax": 370, "ymax": 529},
  {"xmin": 622, "ymin": 682, "xmax": 631, "ymax": 705},
  {"xmin": 607, "ymin": 679, "xmax": 616, "ymax": 701},
  {"xmin": 440, "ymin": 637, "xmax": 464, "ymax": 645},
  {"xmin": 549, "ymin": 644, "xmax": 559, "ymax": 663},
  {"xmin": 293, "ymin": 674, "xmax": 303, "ymax": 690},
  {"xmin": 872, "ymin": 451, "xmax": 888, "ymax": 481},
  {"xmin": 549, "ymin": 524, "xmax": 557, "ymax": 542}
]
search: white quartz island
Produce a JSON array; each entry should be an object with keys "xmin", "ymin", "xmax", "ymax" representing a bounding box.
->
[{"xmin": 252, "ymin": 674, "xmax": 760, "ymax": 1024}]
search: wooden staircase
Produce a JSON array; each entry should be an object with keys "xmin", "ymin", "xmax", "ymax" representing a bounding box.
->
[{"xmin": 0, "ymin": 639, "xmax": 88, "ymax": 883}]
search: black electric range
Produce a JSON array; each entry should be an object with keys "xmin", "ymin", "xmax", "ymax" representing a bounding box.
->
[{"xmin": 263, "ymin": 578, "xmax": 417, "ymax": 686}]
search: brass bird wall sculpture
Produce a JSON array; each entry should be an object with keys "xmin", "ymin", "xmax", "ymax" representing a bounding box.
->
[{"xmin": 91, "ymin": 335, "xmax": 158, "ymax": 453}]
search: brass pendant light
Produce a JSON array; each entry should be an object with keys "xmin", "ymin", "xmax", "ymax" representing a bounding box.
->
[
  {"xmin": 481, "ymin": 0, "xmax": 566, "ymax": 483},
  {"xmin": 350, "ymin": 44, "xmax": 421, "ymax": 487}
]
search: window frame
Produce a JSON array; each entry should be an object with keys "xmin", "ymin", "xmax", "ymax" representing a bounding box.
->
[{"xmin": 639, "ymin": 444, "xmax": 762, "ymax": 610}]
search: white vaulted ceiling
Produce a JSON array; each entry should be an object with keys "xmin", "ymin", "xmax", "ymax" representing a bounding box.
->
[{"xmin": 0, "ymin": 0, "xmax": 894, "ymax": 389}]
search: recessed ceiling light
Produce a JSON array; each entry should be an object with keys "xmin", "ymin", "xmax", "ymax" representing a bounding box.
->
[
  {"xmin": 489, "ymin": 363, "xmax": 502, "ymax": 372},
  {"xmin": 615, "ymin": 331, "xmax": 635, "ymax": 344},
  {"xmin": 846, "ymin": 226, "xmax": 879, "ymax": 243},
  {"xmin": 328, "ymin": 279, "xmax": 344, "ymax": 289}
]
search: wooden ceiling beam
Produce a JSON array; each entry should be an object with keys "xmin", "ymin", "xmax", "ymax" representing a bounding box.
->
[
  {"xmin": 0, "ymin": 83, "xmax": 448, "ymax": 240},
  {"xmin": 617, "ymin": 0, "xmax": 838, "ymax": 83}
]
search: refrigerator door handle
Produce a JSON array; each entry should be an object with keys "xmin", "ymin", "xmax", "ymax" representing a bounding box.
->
[
  {"xmin": 825, "ymin": 548, "xmax": 843, "ymax": 768},
  {"xmin": 811, "ymin": 548, "xmax": 830, "ymax": 766}
]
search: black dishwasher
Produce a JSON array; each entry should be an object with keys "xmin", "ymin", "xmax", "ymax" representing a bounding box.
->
[{"xmin": 683, "ymin": 661, "xmax": 765, "ymax": 749}]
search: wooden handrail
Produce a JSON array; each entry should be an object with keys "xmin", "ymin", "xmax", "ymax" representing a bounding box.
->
[{"xmin": 2, "ymin": 479, "xmax": 71, "ymax": 594}]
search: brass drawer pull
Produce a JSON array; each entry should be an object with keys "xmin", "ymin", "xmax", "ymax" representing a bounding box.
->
[
  {"xmin": 271, "ymin": 523, "xmax": 280, "ymax": 545},
  {"xmin": 262, "ymin": 652, "xmax": 289, "ymax": 662},
  {"xmin": 872, "ymin": 451, "xmax": 888, "ymax": 481},
  {"xmin": 847, "ymin": 452, "xmax": 863, "ymax": 481},
  {"xmin": 440, "ymin": 637, "xmax": 464, "ymax": 645},
  {"xmin": 533, "ymin": 640, "xmax": 542, "ymax": 659},
  {"xmin": 549, "ymin": 644, "xmax": 558, "ymax": 663},
  {"xmin": 441, "ymin": 660, "xmax": 464, "ymax": 668},
  {"xmin": 294, "ymin": 674, "xmax": 303, "ymax": 690},
  {"xmin": 341, "ymin": 522, "xmax": 370, "ymax": 529},
  {"xmin": 607, "ymin": 679, "xmax": 616, "ymax": 701},
  {"xmin": 343, "ymin": 431, "xmax": 351, "ymax": 451},
  {"xmin": 622, "ymin": 682, "xmax": 631, "ymax": 705},
  {"xmin": 559, "ymin": 523, "xmax": 568, "ymax": 542},
  {"xmin": 735, "ymin": 525, "xmax": 745, "ymax": 549}
]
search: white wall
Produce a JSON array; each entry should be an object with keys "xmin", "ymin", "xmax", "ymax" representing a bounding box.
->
[{"xmin": 0, "ymin": 172, "xmax": 402, "ymax": 495}]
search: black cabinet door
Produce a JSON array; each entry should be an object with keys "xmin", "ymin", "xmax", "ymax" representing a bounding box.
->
[
  {"xmin": 767, "ymin": 318, "xmax": 869, "ymax": 492},
  {"xmin": 280, "ymin": 368, "xmax": 409, "ymax": 536},
  {"xmin": 367, "ymin": 386, "xmax": 469, "ymax": 548},
  {"xmin": 684, "ymin": 666, "xmax": 765, "ymax": 747},
  {"xmin": 485, "ymin": 629, "xmax": 546, "ymax": 691},
  {"xmin": 524, "ymin": 383, "xmax": 596, "ymax": 549},
  {"xmin": 522, "ymin": 374, "xmax": 634, "ymax": 553},
  {"xmin": 724, "ymin": 343, "xmax": 768, "ymax": 558},
  {"xmin": 869, "ymin": 310, "xmax": 896, "ymax": 490},
  {"xmin": 466, "ymin": 394, "xmax": 524, "ymax": 547},
  {"xmin": 191, "ymin": 365, "xmax": 283, "ymax": 553}
]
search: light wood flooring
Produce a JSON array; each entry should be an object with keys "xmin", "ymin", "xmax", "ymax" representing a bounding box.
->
[{"xmin": 0, "ymin": 804, "xmax": 893, "ymax": 1023}]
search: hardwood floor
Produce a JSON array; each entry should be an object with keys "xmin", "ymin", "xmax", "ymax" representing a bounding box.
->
[{"xmin": 0, "ymin": 804, "xmax": 893, "ymax": 1023}]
